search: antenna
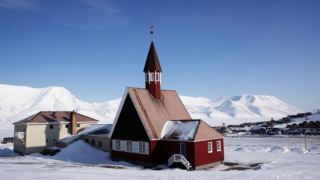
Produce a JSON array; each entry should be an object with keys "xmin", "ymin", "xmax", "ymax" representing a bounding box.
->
[{"xmin": 150, "ymin": 25, "xmax": 154, "ymax": 41}]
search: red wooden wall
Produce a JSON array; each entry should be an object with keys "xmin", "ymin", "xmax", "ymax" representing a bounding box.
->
[
  {"xmin": 111, "ymin": 140, "xmax": 161, "ymax": 164},
  {"xmin": 161, "ymin": 141, "xmax": 195, "ymax": 167},
  {"xmin": 111, "ymin": 138, "xmax": 224, "ymax": 168},
  {"xmin": 194, "ymin": 139, "xmax": 224, "ymax": 167}
]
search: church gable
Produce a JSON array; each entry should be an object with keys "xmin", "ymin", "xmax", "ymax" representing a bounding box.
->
[
  {"xmin": 111, "ymin": 94, "xmax": 150, "ymax": 140},
  {"xmin": 128, "ymin": 88, "xmax": 191, "ymax": 140}
]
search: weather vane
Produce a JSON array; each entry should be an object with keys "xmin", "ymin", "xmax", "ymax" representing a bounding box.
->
[{"xmin": 150, "ymin": 25, "xmax": 154, "ymax": 41}]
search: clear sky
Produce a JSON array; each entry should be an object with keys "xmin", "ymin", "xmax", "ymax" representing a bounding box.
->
[{"xmin": 0, "ymin": 0, "xmax": 319, "ymax": 110}]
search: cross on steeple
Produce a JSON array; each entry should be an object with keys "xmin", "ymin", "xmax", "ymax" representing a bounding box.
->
[{"xmin": 150, "ymin": 25, "xmax": 154, "ymax": 41}]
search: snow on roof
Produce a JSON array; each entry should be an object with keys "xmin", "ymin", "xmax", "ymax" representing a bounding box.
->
[
  {"xmin": 161, "ymin": 120, "xmax": 200, "ymax": 141},
  {"xmin": 58, "ymin": 124, "xmax": 112, "ymax": 143}
]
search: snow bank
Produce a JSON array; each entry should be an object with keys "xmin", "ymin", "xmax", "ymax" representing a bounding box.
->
[
  {"xmin": 0, "ymin": 145, "xmax": 18, "ymax": 157},
  {"xmin": 234, "ymin": 147, "xmax": 251, "ymax": 152},
  {"xmin": 270, "ymin": 146, "xmax": 288, "ymax": 153},
  {"xmin": 29, "ymin": 140, "xmax": 138, "ymax": 167},
  {"xmin": 30, "ymin": 140, "xmax": 108, "ymax": 164}
]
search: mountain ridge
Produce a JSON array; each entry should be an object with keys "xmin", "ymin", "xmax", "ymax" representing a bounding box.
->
[{"xmin": 0, "ymin": 84, "xmax": 304, "ymax": 139}]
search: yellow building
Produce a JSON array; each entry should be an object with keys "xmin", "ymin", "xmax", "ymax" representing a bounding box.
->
[{"xmin": 13, "ymin": 111, "xmax": 99, "ymax": 154}]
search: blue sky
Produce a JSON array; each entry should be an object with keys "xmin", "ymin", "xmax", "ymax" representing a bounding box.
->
[{"xmin": 0, "ymin": 0, "xmax": 319, "ymax": 110}]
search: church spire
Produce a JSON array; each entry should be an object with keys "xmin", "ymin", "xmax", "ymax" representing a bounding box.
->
[
  {"xmin": 143, "ymin": 41, "xmax": 162, "ymax": 73},
  {"xmin": 144, "ymin": 27, "xmax": 162, "ymax": 99}
]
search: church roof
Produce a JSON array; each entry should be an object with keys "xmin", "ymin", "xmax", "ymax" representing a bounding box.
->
[
  {"xmin": 143, "ymin": 41, "xmax": 162, "ymax": 72},
  {"xmin": 127, "ymin": 87, "xmax": 191, "ymax": 140},
  {"xmin": 111, "ymin": 87, "xmax": 223, "ymax": 141}
]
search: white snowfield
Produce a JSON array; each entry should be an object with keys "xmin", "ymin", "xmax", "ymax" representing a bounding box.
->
[
  {"xmin": 0, "ymin": 137, "xmax": 319, "ymax": 180},
  {"xmin": 0, "ymin": 84, "xmax": 305, "ymax": 137}
]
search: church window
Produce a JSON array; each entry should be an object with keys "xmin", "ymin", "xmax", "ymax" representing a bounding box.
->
[
  {"xmin": 127, "ymin": 141, "xmax": 132, "ymax": 152},
  {"xmin": 208, "ymin": 142, "xmax": 212, "ymax": 153},
  {"xmin": 217, "ymin": 141, "xmax": 221, "ymax": 151},
  {"xmin": 116, "ymin": 140, "xmax": 120, "ymax": 151}
]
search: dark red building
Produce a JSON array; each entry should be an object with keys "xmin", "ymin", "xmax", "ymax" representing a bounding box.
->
[{"xmin": 109, "ymin": 40, "xmax": 224, "ymax": 170}]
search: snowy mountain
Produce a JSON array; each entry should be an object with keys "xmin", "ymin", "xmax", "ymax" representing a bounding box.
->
[
  {"xmin": 180, "ymin": 95, "xmax": 304, "ymax": 126},
  {"xmin": 0, "ymin": 84, "xmax": 304, "ymax": 138},
  {"xmin": 215, "ymin": 95, "xmax": 303, "ymax": 118},
  {"xmin": 0, "ymin": 84, "xmax": 120, "ymax": 126}
]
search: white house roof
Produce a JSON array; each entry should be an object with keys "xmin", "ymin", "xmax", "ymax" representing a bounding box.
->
[
  {"xmin": 161, "ymin": 120, "xmax": 200, "ymax": 141},
  {"xmin": 161, "ymin": 120, "xmax": 224, "ymax": 141},
  {"xmin": 58, "ymin": 124, "xmax": 112, "ymax": 144}
]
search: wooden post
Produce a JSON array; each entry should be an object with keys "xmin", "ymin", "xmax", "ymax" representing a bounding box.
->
[{"xmin": 304, "ymin": 133, "xmax": 307, "ymax": 149}]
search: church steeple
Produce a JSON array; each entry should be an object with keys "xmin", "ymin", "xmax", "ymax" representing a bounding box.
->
[
  {"xmin": 143, "ymin": 41, "xmax": 162, "ymax": 73},
  {"xmin": 144, "ymin": 40, "xmax": 162, "ymax": 99}
]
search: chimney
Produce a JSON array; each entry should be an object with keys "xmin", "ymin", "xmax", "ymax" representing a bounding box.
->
[
  {"xmin": 52, "ymin": 112, "xmax": 57, "ymax": 118},
  {"xmin": 70, "ymin": 110, "xmax": 77, "ymax": 135}
]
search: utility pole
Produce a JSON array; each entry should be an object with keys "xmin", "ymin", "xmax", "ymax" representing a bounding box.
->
[{"xmin": 304, "ymin": 134, "xmax": 307, "ymax": 149}]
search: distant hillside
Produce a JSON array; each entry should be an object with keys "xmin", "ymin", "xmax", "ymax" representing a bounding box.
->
[{"xmin": 0, "ymin": 84, "xmax": 304, "ymax": 138}]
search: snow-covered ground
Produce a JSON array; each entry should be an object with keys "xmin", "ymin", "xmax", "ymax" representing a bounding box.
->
[{"xmin": 1, "ymin": 137, "xmax": 319, "ymax": 180}]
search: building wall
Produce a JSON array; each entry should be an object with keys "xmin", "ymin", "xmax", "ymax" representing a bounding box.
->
[
  {"xmin": 81, "ymin": 135, "xmax": 110, "ymax": 152},
  {"xmin": 13, "ymin": 125, "xmax": 26, "ymax": 154},
  {"xmin": 161, "ymin": 141, "xmax": 195, "ymax": 167},
  {"xmin": 15, "ymin": 122, "xmax": 95, "ymax": 154},
  {"xmin": 194, "ymin": 139, "xmax": 224, "ymax": 168},
  {"xmin": 77, "ymin": 123, "xmax": 93, "ymax": 130},
  {"xmin": 25, "ymin": 124, "xmax": 68, "ymax": 154},
  {"xmin": 111, "ymin": 139, "xmax": 156, "ymax": 166},
  {"xmin": 149, "ymin": 140, "xmax": 162, "ymax": 163}
]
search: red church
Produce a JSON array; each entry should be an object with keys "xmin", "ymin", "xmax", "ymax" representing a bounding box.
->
[{"xmin": 109, "ymin": 37, "xmax": 224, "ymax": 170}]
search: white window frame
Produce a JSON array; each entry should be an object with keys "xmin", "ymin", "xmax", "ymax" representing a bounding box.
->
[
  {"xmin": 155, "ymin": 73, "xmax": 159, "ymax": 81},
  {"xmin": 127, "ymin": 141, "xmax": 132, "ymax": 152},
  {"xmin": 113, "ymin": 140, "xmax": 149, "ymax": 155},
  {"xmin": 208, "ymin": 142, "xmax": 213, "ymax": 153},
  {"xmin": 150, "ymin": 73, "xmax": 155, "ymax": 81},
  {"xmin": 115, "ymin": 140, "xmax": 120, "ymax": 151},
  {"xmin": 138, "ymin": 142, "xmax": 149, "ymax": 154},
  {"xmin": 217, "ymin": 141, "xmax": 221, "ymax": 152},
  {"xmin": 139, "ymin": 142, "xmax": 146, "ymax": 154}
]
